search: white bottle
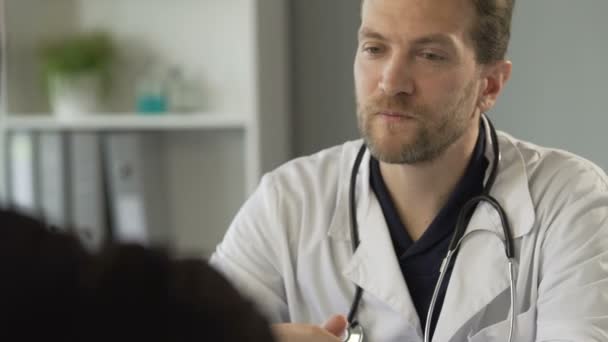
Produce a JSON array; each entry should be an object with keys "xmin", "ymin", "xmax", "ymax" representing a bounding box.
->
[{"xmin": 166, "ymin": 66, "xmax": 201, "ymax": 113}]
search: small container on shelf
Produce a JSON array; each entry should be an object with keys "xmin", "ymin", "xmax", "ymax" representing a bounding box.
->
[
  {"xmin": 166, "ymin": 66, "xmax": 203, "ymax": 114},
  {"xmin": 135, "ymin": 61, "xmax": 168, "ymax": 115}
]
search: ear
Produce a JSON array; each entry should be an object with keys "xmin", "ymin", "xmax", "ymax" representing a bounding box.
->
[{"xmin": 477, "ymin": 60, "xmax": 512, "ymax": 113}]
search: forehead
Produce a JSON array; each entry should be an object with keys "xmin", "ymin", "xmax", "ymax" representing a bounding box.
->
[{"xmin": 360, "ymin": 0, "xmax": 476, "ymax": 43}]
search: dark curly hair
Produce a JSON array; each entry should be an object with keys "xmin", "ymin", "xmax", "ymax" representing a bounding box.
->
[{"xmin": 0, "ymin": 208, "xmax": 275, "ymax": 342}]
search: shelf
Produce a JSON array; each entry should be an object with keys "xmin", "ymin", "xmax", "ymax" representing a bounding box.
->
[{"xmin": 1, "ymin": 113, "xmax": 250, "ymax": 131}]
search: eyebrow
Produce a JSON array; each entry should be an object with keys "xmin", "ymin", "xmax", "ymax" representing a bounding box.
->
[
  {"xmin": 358, "ymin": 27, "xmax": 388, "ymax": 41},
  {"xmin": 358, "ymin": 27, "xmax": 457, "ymax": 49},
  {"xmin": 411, "ymin": 34, "xmax": 457, "ymax": 48}
]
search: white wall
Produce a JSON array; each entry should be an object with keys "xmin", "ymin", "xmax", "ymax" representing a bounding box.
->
[
  {"xmin": 77, "ymin": 0, "xmax": 257, "ymax": 115},
  {"xmin": 3, "ymin": 0, "xmax": 79, "ymax": 113}
]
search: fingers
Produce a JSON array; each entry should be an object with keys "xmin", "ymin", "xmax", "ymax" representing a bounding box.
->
[
  {"xmin": 322, "ymin": 315, "xmax": 348, "ymax": 338},
  {"xmin": 270, "ymin": 314, "xmax": 348, "ymax": 342},
  {"xmin": 272, "ymin": 323, "xmax": 342, "ymax": 342}
]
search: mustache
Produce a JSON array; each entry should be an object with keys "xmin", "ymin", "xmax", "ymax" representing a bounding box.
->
[{"xmin": 359, "ymin": 94, "xmax": 420, "ymax": 115}]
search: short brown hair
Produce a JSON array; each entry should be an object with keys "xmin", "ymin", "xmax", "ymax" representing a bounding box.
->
[
  {"xmin": 359, "ymin": 0, "xmax": 516, "ymax": 64},
  {"xmin": 470, "ymin": 0, "xmax": 516, "ymax": 64}
]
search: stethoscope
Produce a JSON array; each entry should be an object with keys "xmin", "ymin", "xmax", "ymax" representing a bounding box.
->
[{"xmin": 343, "ymin": 114, "xmax": 515, "ymax": 342}]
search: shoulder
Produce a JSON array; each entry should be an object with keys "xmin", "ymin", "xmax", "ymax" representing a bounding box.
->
[
  {"xmin": 500, "ymin": 131, "xmax": 608, "ymax": 220},
  {"xmin": 232, "ymin": 140, "xmax": 362, "ymax": 246},
  {"xmin": 258, "ymin": 139, "xmax": 363, "ymax": 198},
  {"xmin": 500, "ymin": 131, "xmax": 608, "ymax": 191}
]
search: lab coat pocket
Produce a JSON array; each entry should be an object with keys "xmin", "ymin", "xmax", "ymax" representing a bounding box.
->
[{"xmin": 467, "ymin": 306, "xmax": 536, "ymax": 342}]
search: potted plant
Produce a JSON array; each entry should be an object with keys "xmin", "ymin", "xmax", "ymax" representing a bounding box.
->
[{"xmin": 38, "ymin": 32, "xmax": 115, "ymax": 118}]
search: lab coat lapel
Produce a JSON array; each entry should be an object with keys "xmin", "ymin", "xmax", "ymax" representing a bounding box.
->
[
  {"xmin": 433, "ymin": 130, "xmax": 536, "ymax": 341},
  {"xmin": 329, "ymin": 143, "xmax": 421, "ymax": 331},
  {"xmin": 431, "ymin": 203, "xmax": 511, "ymax": 341},
  {"xmin": 480, "ymin": 123, "xmax": 536, "ymax": 240},
  {"xmin": 342, "ymin": 196, "xmax": 421, "ymax": 329}
]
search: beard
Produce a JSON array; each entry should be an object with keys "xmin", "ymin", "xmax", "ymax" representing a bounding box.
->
[{"xmin": 357, "ymin": 80, "xmax": 477, "ymax": 164}]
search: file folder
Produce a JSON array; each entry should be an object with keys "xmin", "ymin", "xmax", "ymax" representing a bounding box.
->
[
  {"xmin": 69, "ymin": 132, "xmax": 109, "ymax": 252},
  {"xmin": 103, "ymin": 132, "xmax": 169, "ymax": 246},
  {"xmin": 38, "ymin": 132, "xmax": 70, "ymax": 231},
  {"xmin": 7, "ymin": 131, "xmax": 40, "ymax": 216}
]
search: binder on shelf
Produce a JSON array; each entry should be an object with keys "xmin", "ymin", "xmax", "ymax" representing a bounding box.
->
[
  {"xmin": 38, "ymin": 132, "xmax": 70, "ymax": 231},
  {"xmin": 6, "ymin": 131, "xmax": 40, "ymax": 216},
  {"xmin": 103, "ymin": 132, "xmax": 169, "ymax": 247},
  {"xmin": 69, "ymin": 132, "xmax": 109, "ymax": 252}
]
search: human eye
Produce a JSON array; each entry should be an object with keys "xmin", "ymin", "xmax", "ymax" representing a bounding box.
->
[
  {"xmin": 361, "ymin": 43, "xmax": 385, "ymax": 56},
  {"xmin": 418, "ymin": 50, "xmax": 447, "ymax": 62}
]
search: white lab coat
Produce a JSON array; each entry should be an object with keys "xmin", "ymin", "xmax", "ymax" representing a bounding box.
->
[{"xmin": 210, "ymin": 129, "xmax": 608, "ymax": 342}]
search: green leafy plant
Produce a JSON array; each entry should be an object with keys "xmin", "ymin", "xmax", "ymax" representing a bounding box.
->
[{"xmin": 38, "ymin": 32, "xmax": 115, "ymax": 94}]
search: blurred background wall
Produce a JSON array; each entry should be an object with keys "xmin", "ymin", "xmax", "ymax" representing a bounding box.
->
[{"xmin": 289, "ymin": 0, "xmax": 359, "ymax": 157}]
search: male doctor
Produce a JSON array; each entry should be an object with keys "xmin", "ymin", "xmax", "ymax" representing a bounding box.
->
[{"xmin": 211, "ymin": 0, "xmax": 608, "ymax": 341}]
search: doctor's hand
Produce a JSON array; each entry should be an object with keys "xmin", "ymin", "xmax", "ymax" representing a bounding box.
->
[{"xmin": 272, "ymin": 315, "xmax": 348, "ymax": 342}]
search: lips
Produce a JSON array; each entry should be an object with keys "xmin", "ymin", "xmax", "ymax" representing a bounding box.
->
[{"xmin": 377, "ymin": 111, "xmax": 416, "ymax": 119}]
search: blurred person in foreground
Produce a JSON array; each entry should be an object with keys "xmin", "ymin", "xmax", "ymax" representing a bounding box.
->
[{"xmin": 0, "ymin": 207, "xmax": 275, "ymax": 342}]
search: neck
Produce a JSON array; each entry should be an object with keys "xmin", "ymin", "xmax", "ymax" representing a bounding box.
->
[{"xmin": 379, "ymin": 121, "xmax": 481, "ymax": 241}]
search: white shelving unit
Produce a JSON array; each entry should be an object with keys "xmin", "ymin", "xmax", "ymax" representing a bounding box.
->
[
  {"xmin": 0, "ymin": 0, "xmax": 291, "ymax": 257},
  {"xmin": 2, "ymin": 113, "xmax": 249, "ymax": 131}
]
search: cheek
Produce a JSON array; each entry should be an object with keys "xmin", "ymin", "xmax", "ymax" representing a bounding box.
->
[
  {"xmin": 419, "ymin": 72, "xmax": 473, "ymax": 105},
  {"xmin": 354, "ymin": 57, "xmax": 379, "ymax": 99},
  {"xmin": 421, "ymin": 72, "xmax": 459, "ymax": 94}
]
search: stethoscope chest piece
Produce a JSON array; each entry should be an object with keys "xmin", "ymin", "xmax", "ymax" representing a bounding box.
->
[{"xmin": 343, "ymin": 322, "xmax": 365, "ymax": 342}]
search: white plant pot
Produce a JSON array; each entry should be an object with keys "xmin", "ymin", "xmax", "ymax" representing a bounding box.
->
[{"xmin": 49, "ymin": 72, "xmax": 104, "ymax": 119}]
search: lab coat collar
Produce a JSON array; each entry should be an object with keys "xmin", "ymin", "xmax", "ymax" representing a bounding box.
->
[
  {"xmin": 473, "ymin": 122, "xmax": 537, "ymax": 239},
  {"xmin": 327, "ymin": 140, "xmax": 366, "ymax": 242},
  {"xmin": 327, "ymin": 128, "xmax": 536, "ymax": 243},
  {"xmin": 432, "ymin": 126, "xmax": 537, "ymax": 341}
]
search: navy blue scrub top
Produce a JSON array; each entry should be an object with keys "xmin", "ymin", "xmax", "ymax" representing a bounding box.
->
[{"xmin": 370, "ymin": 122, "xmax": 488, "ymax": 338}]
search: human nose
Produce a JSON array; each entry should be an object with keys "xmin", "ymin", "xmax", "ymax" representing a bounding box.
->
[{"xmin": 379, "ymin": 54, "xmax": 414, "ymax": 97}]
